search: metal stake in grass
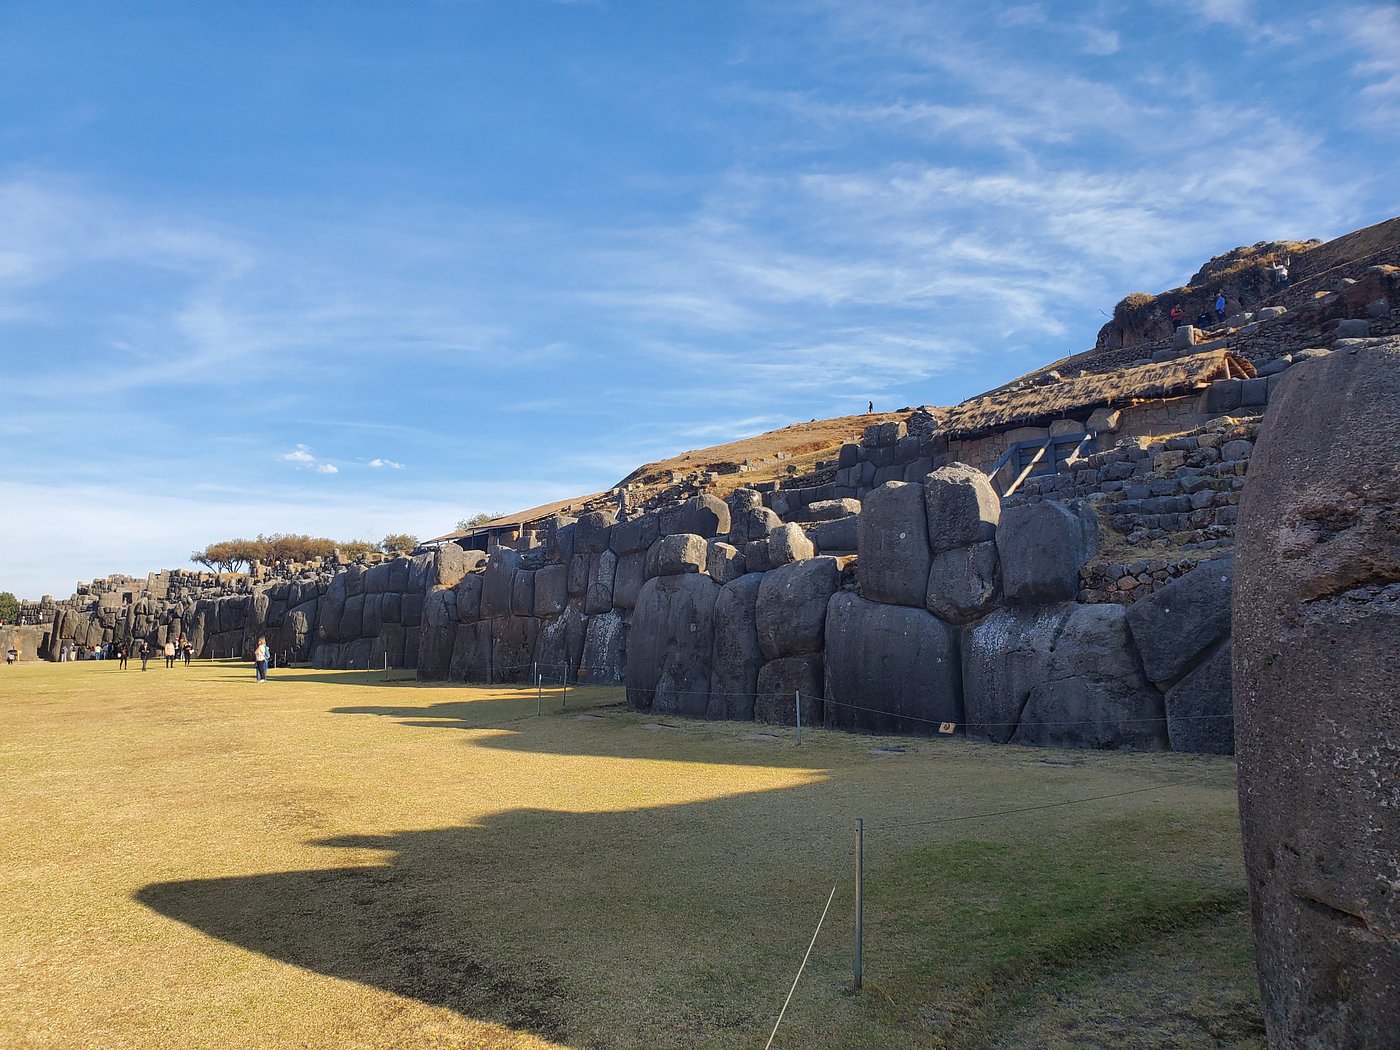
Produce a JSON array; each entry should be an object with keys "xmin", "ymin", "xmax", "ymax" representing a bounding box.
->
[
  {"xmin": 537, "ymin": 672, "xmax": 543, "ymax": 716},
  {"xmin": 795, "ymin": 690, "xmax": 802, "ymax": 745},
  {"xmin": 854, "ymin": 817, "xmax": 864, "ymax": 990}
]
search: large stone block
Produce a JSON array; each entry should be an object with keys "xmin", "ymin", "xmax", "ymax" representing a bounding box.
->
[
  {"xmin": 533, "ymin": 606, "xmax": 588, "ymax": 683},
  {"xmin": 997, "ymin": 501, "xmax": 1096, "ymax": 604},
  {"xmin": 567, "ymin": 554, "xmax": 589, "ymax": 597},
  {"xmin": 768, "ymin": 523, "xmax": 815, "ymax": 567},
  {"xmin": 1164, "ymin": 640, "xmax": 1233, "ymax": 754},
  {"xmin": 755, "ymin": 655, "xmax": 823, "ymax": 726},
  {"xmin": 585, "ymin": 549, "xmax": 617, "ymax": 614},
  {"xmin": 575, "ymin": 509, "xmax": 616, "ymax": 554},
  {"xmin": 480, "ymin": 549, "xmax": 520, "ymax": 619},
  {"xmin": 510, "ymin": 570, "xmax": 536, "ymax": 617},
  {"xmin": 340, "ymin": 594, "xmax": 364, "ymax": 641},
  {"xmin": 433, "ymin": 544, "xmax": 473, "ymax": 589},
  {"xmin": 1009, "ymin": 604, "xmax": 1168, "ymax": 751},
  {"xmin": 858, "ymin": 481, "xmax": 931, "ymax": 607},
  {"xmin": 706, "ymin": 541, "xmax": 746, "ymax": 586},
  {"xmin": 454, "ymin": 574, "xmax": 483, "ymax": 622},
  {"xmin": 729, "ymin": 506, "xmax": 783, "ymax": 546},
  {"xmin": 449, "ymin": 620, "xmax": 493, "ymax": 683},
  {"xmin": 491, "ymin": 615, "xmax": 540, "ymax": 683},
  {"xmin": 611, "ymin": 550, "xmax": 647, "ymax": 610},
  {"xmin": 709, "ymin": 573, "xmax": 764, "ymax": 721},
  {"xmin": 610, "ymin": 513, "xmax": 659, "ymax": 555},
  {"xmin": 824, "ymin": 592, "xmax": 961, "ymax": 733},
  {"xmin": 646, "ymin": 534, "xmax": 707, "ymax": 578},
  {"xmin": 360, "ymin": 593, "xmax": 384, "ymax": 638},
  {"xmin": 343, "ymin": 564, "xmax": 367, "ymax": 598},
  {"xmin": 626, "ymin": 573, "xmax": 719, "ymax": 716},
  {"xmin": 659, "ymin": 494, "xmax": 730, "ymax": 539},
  {"xmin": 533, "ymin": 564, "xmax": 569, "ymax": 617},
  {"xmin": 756, "ymin": 556, "xmax": 839, "ymax": 660},
  {"xmin": 810, "ymin": 515, "xmax": 858, "ymax": 553},
  {"xmin": 1233, "ymin": 338, "xmax": 1400, "ymax": 1047},
  {"xmin": 580, "ymin": 609, "xmax": 628, "ymax": 683},
  {"xmin": 962, "ymin": 604, "xmax": 1075, "ymax": 743},
  {"xmin": 925, "ymin": 540, "xmax": 1001, "ymax": 624},
  {"xmin": 365, "ymin": 561, "xmax": 392, "ymax": 594},
  {"xmin": 924, "ymin": 463, "xmax": 999, "ymax": 553},
  {"xmin": 1125, "ymin": 557, "xmax": 1233, "ymax": 684}
]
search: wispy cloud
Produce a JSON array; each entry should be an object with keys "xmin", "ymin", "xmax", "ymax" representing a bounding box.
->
[
  {"xmin": 282, "ymin": 445, "xmax": 316, "ymax": 464},
  {"xmin": 367, "ymin": 458, "xmax": 404, "ymax": 469},
  {"xmin": 315, "ymin": 464, "xmax": 339, "ymax": 475}
]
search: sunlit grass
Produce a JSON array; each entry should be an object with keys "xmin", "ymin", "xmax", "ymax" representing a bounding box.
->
[{"xmin": 0, "ymin": 660, "xmax": 1261, "ymax": 1048}]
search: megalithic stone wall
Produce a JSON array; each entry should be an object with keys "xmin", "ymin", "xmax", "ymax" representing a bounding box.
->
[
  {"xmin": 1234, "ymin": 336, "xmax": 1400, "ymax": 1047},
  {"xmin": 413, "ymin": 465, "xmax": 1237, "ymax": 758}
]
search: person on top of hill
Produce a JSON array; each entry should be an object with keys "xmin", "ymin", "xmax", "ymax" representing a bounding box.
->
[
  {"xmin": 1215, "ymin": 291, "xmax": 1227, "ymax": 323},
  {"xmin": 1170, "ymin": 303, "xmax": 1184, "ymax": 329},
  {"xmin": 1271, "ymin": 257, "xmax": 1290, "ymax": 290}
]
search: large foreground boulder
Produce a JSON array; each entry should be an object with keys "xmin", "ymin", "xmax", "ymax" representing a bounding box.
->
[
  {"xmin": 626, "ymin": 573, "xmax": 720, "ymax": 717},
  {"xmin": 1234, "ymin": 338, "xmax": 1400, "ymax": 1047},
  {"xmin": 823, "ymin": 592, "xmax": 960, "ymax": 733},
  {"xmin": 1125, "ymin": 557, "xmax": 1233, "ymax": 685},
  {"xmin": 756, "ymin": 556, "xmax": 839, "ymax": 660},
  {"xmin": 709, "ymin": 574, "xmax": 764, "ymax": 721},
  {"xmin": 961, "ymin": 604, "xmax": 1075, "ymax": 744}
]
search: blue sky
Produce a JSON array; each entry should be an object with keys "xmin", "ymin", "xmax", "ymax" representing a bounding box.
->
[{"xmin": 2, "ymin": 0, "xmax": 1397, "ymax": 599}]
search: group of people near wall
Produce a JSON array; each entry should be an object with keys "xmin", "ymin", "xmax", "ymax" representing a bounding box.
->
[
  {"xmin": 57, "ymin": 637, "xmax": 195, "ymax": 669},
  {"xmin": 1167, "ymin": 257, "xmax": 1290, "ymax": 333}
]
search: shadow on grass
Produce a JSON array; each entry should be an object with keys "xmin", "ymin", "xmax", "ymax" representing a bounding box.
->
[{"xmin": 134, "ymin": 793, "xmax": 1258, "ymax": 1048}]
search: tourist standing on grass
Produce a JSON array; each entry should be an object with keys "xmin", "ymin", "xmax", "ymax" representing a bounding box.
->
[
  {"xmin": 139, "ymin": 640, "xmax": 150, "ymax": 671},
  {"xmin": 253, "ymin": 636, "xmax": 270, "ymax": 683},
  {"xmin": 163, "ymin": 639, "xmax": 176, "ymax": 668},
  {"xmin": 117, "ymin": 644, "xmax": 127, "ymax": 670},
  {"xmin": 182, "ymin": 638, "xmax": 192, "ymax": 666}
]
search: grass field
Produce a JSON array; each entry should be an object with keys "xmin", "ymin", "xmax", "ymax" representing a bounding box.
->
[{"xmin": 0, "ymin": 660, "xmax": 1264, "ymax": 1049}]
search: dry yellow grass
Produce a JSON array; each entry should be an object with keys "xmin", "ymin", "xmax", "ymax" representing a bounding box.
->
[{"xmin": 1, "ymin": 661, "xmax": 1261, "ymax": 1048}]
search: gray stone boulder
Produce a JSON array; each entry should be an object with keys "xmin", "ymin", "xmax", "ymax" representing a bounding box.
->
[
  {"xmin": 510, "ymin": 570, "xmax": 536, "ymax": 617},
  {"xmin": 585, "ymin": 549, "xmax": 617, "ymax": 614},
  {"xmin": 1164, "ymin": 641, "xmax": 1233, "ymax": 755},
  {"xmin": 962, "ymin": 604, "xmax": 1075, "ymax": 743},
  {"xmin": 729, "ymin": 505, "xmax": 783, "ymax": 546},
  {"xmin": 997, "ymin": 501, "xmax": 1096, "ymax": 604},
  {"xmin": 579, "ymin": 609, "xmax": 627, "ymax": 683},
  {"xmin": 755, "ymin": 655, "xmax": 823, "ymax": 726},
  {"xmin": 1233, "ymin": 337, "xmax": 1400, "ymax": 1047},
  {"xmin": 533, "ymin": 606, "xmax": 588, "ymax": 683},
  {"xmin": 709, "ymin": 574, "xmax": 764, "ymax": 721},
  {"xmin": 343, "ymin": 564, "xmax": 367, "ymax": 597},
  {"xmin": 609, "ymin": 513, "xmax": 658, "ymax": 555},
  {"xmin": 1009, "ymin": 604, "xmax": 1168, "ymax": 750},
  {"xmin": 574, "ymin": 509, "xmax": 616, "ymax": 554},
  {"xmin": 361, "ymin": 593, "xmax": 384, "ymax": 638},
  {"xmin": 802, "ymin": 498, "xmax": 861, "ymax": 522},
  {"xmin": 479, "ymin": 549, "xmax": 520, "ymax": 619},
  {"xmin": 858, "ymin": 481, "xmax": 931, "ymax": 607},
  {"xmin": 1125, "ymin": 557, "xmax": 1233, "ymax": 684},
  {"xmin": 659, "ymin": 494, "xmax": 730, "ymax": 539},
  {"xmin": 756, "ymin": 556, "xmax": 840, "ymax": 660},
  {"xmin": 611, "ymin": 550, "xmax": 648, "ymax": 610},
  {"xmin": 768, "ymin": 523, "xmax": 815, "ymax": 567},
  {"xmin": 414, "ymin": 587, "xmax": 458, "ymax": 681},
  {"xmin": 340, "ymin": 594, "xmax": 364, "ymax": 641},
  {"xmin": 924, "ymin": 463, "xmax": 999, "ymax": 553},
  {"xmin": 646, "ymin": 534, "xmax": 707, "ymax": 578},
  {"xmin": 824, "ymin": 592, "xmax": 961, "ymax": 734},
  {"xmin": 809, "ymin": 515, "xmax": 858, "ymax": 553},
  {"xmin": 567, "ymin": 554, "xmax": 589, "ymax": 597},
  {"xmin": 743, "ymin": 539, "xmax": 771, "ymax": 574},
  {"xmin": 450, "ymin": 620, "xmax": 493, "ymax": 682},
  {"xmin": 706, "ymin": 540, "xmax": 746, "ymax": 586},
  {"xmin": 925, "ymin": 540, "xmax": 1001, "ymax": 624},
  {"xmin": 537, "ymin": 514, "xmax": 577, "ymax": 564},
  {"xmin": 491, "ymin": 615, "xmax": 540, "ymax": 682},
  {"xmin": 454, "ymin": 574, "xmax": 483, "ymax": 622},
  {"xmin": 627, "ymin": 574, "xmax": 720, "ymax": 716},
  {"xmin": 533, "ymin": 564, "xmax": 569, "ymax": 617}
]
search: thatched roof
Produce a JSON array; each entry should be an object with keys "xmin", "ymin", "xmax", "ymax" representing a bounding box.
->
[
  {"xmin": 945, "ymin": 349, "xmax": 1256, "ymax": 438},
  {"xmin": 424, "ymin": 491, "xmax": 611, "ymax": 545}
]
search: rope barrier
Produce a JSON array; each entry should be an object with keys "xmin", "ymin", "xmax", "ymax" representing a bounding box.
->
[{"xmin": 763, "ymin": 885, "xmax": 838, "ymax": 1050}]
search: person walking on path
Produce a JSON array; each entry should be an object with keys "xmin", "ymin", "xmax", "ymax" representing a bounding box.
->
[
  {"xmin": 1214, "ymin": 291, "xmax": 1227, "ymax": 323},
  {"xmin": 139, "ymin": 640, "xmax": 150, "ymax": 671},
  {"xmin": 163, "ymin": 639, "xmax": 176, "ymax": 668},
  {"xmin": 117, "ymin": 644, "xmax": 128, "ymax": 670},
  {"xmin": 253, "ymin": 637, "xmax": 270, "ymax": 683}
]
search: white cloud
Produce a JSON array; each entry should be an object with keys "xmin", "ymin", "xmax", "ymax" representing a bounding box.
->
[
  {"xmin": 281, "ymin": 445, "xmax": 315, "ymax": 464},
  {"xmin": 316, "ymin": 463, "xmax": 339, "ymax": 475},
  {"xmin": 368, "ymin": 458, "xmax": 404, "ymax": 469}
]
